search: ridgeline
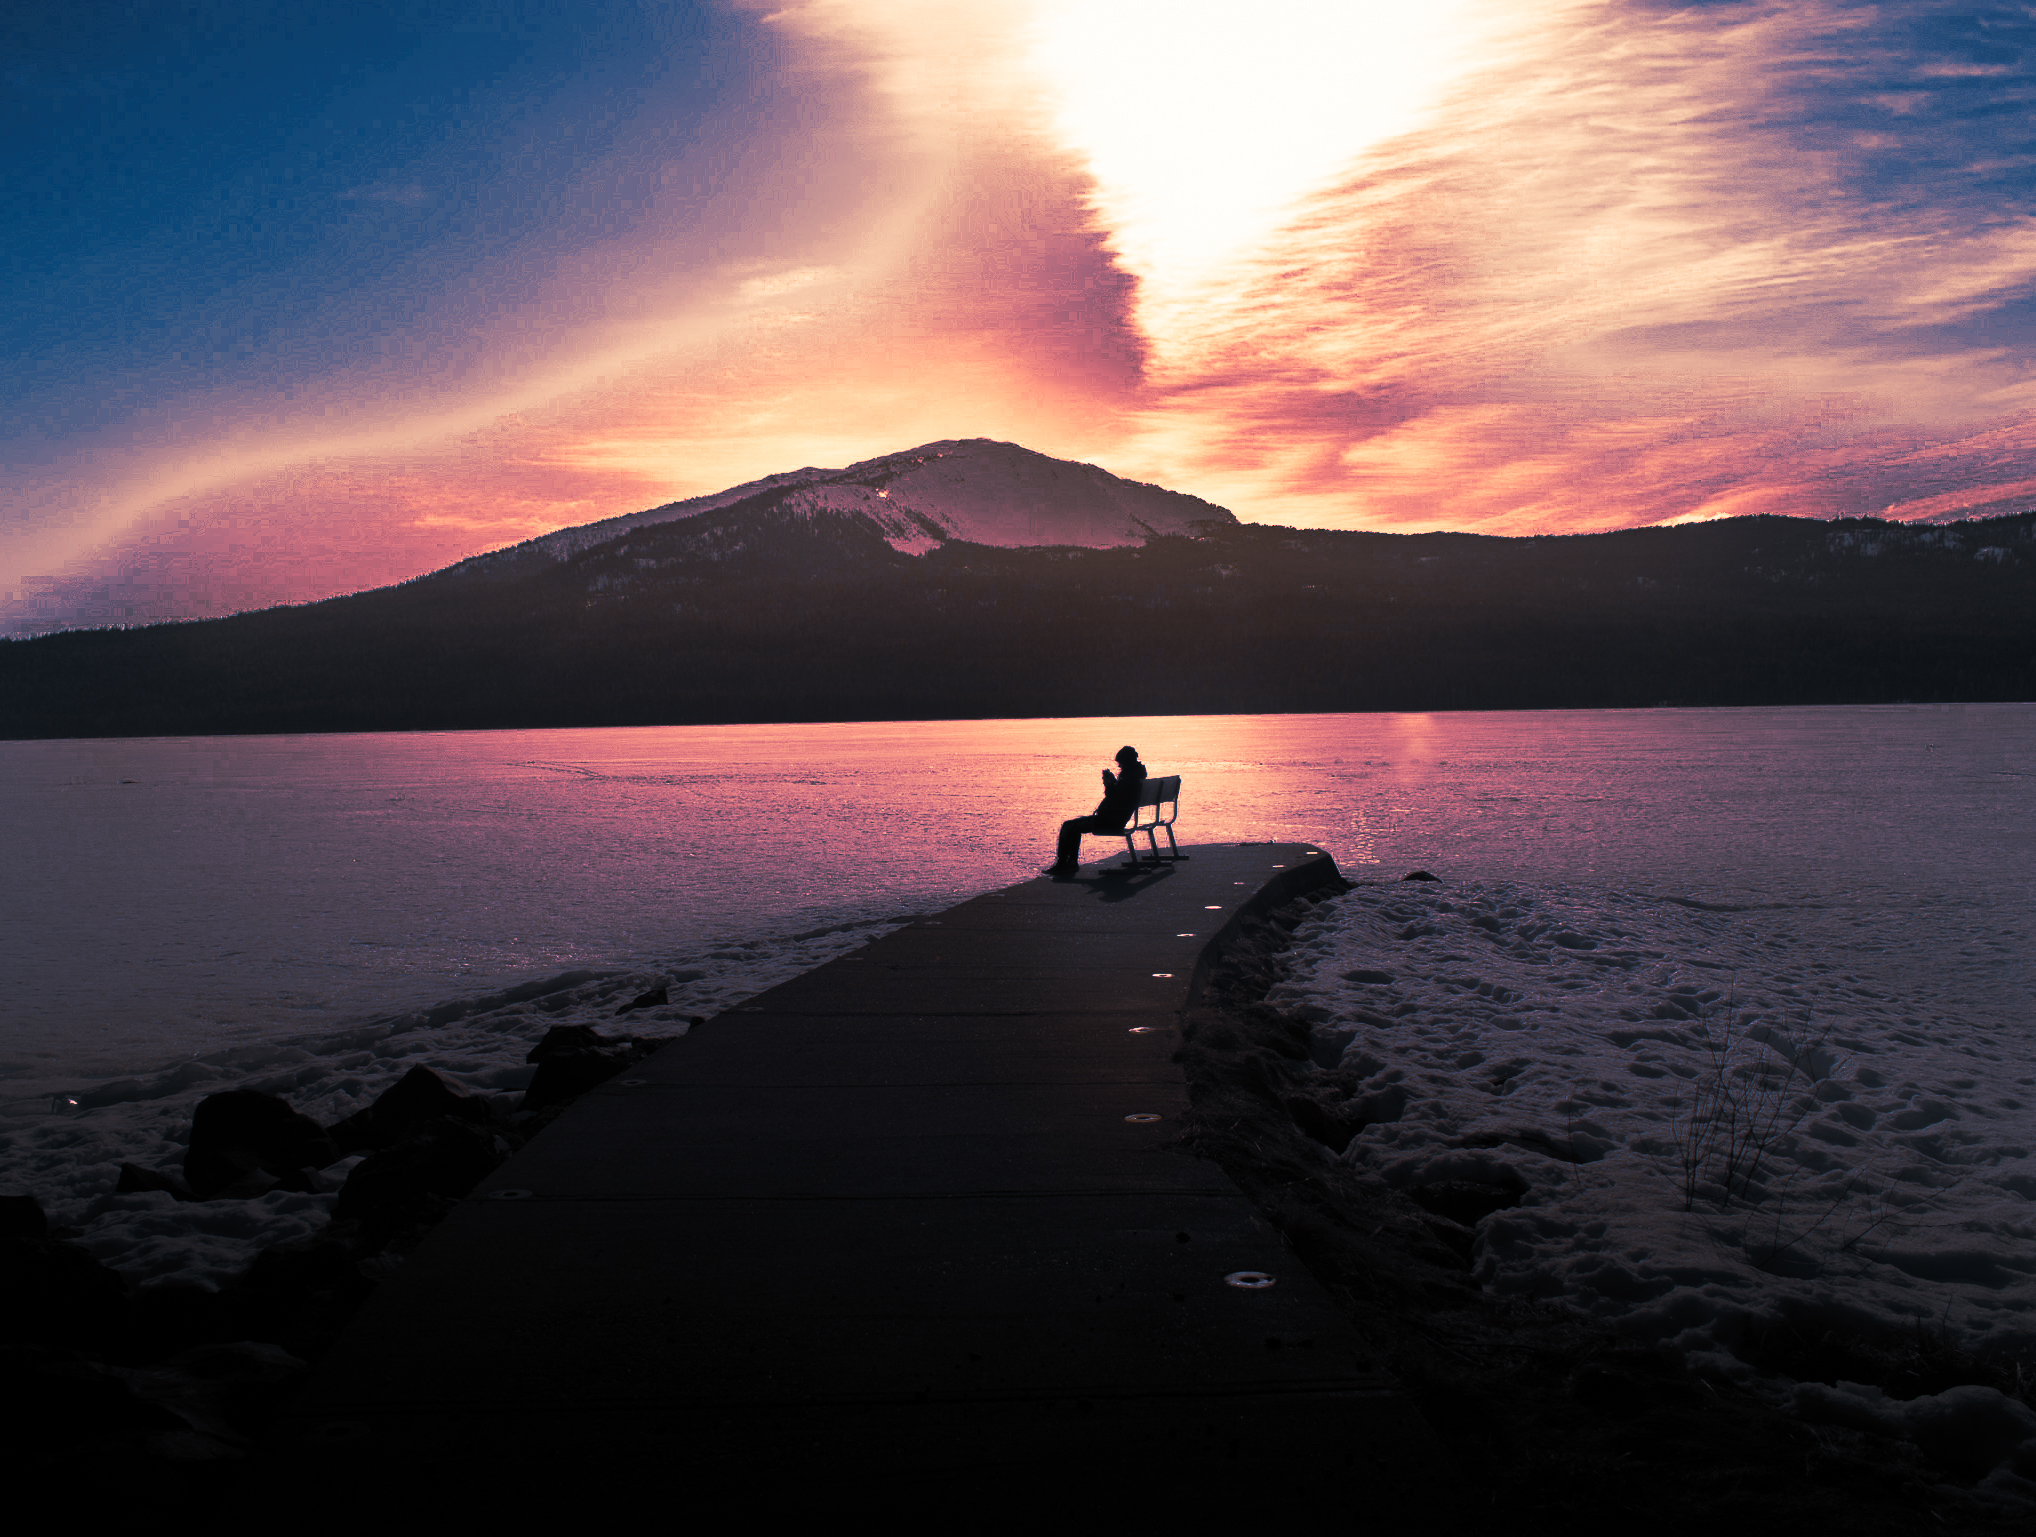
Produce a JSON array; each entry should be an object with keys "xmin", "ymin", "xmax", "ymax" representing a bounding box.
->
[{"xmin": 3, "ymin": 508, "xmax": 2031, "ymax": 738}]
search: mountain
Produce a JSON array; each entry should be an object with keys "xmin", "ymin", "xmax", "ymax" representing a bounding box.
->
[
  {"xmin": 454, "ymin": 439, "xmax": 1237, "ymax": 574},
  {"xmin": 1, "ymin": 446, "xmax": 2031, "ymax": 737}
]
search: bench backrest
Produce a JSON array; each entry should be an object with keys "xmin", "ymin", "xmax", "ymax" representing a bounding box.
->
[{"xmin": 1133, "ymin": 775, "xmax": 1181, "ymax": 826}]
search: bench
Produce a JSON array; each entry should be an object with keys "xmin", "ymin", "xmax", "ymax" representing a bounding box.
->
[{"xmin": 1117, "ymin": 775, "xmax": 1182, "ymax": 864}]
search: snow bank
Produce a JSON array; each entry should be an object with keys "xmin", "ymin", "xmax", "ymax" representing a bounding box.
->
[
  {"xmin": 1274, "ymin": 879, "xmax": 2036, "ymax": 1366},
  {"xmin": 0, "ymin": 916, "xmax": 914, "ymax": 1291}
]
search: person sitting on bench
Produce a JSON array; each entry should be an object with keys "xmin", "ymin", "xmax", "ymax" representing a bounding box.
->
[{"xmin": 1044, "ymin": 746, "xmax": 1147, "ymax": 876}]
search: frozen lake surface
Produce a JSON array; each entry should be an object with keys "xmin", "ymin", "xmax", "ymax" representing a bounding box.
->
[
  {"xmin": 6, "ymin": 704, "xmax": 2026, "ymax": 1086},
  {"xmin": 1, "ymin": 705, "xmax": 2029, "ymax": 1356}
]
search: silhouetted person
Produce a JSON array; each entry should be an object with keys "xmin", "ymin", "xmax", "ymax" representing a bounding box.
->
[{"xmin": 1045, "ymin": 746, "xmax": 1147, "ymax": 876}]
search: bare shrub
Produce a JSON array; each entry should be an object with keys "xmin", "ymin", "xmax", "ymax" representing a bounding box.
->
[{"xmin": 1671, "ymin": 1003, "xmax": 1828, "ymax": 1213}]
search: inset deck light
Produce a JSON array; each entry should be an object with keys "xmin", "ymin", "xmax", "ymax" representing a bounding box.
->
[
  {"xmin": 1224, "ymin": 1271, "xmax": 1276, "ymax": 1289},
  {"xmin": 1125, "ymin": 1113, "xmax": 1161, "ymax": 1123},
  {"xmin": 1152, "ymin": 972, "xmax": 1173, "ymax": 978},
  {"xmin": 1176, "ymin": 932, "xmax": 1195, "ymax": 937},
  {"xmin": 488, "ymin": 1188, "xmax": 533, "ymax": 1200},
  {"xmin": 1128, "ymin": 1026, "xmax": 1156, "ymax": 1034},
  {"xmin": 1205, "ymin": 905, "xmax": 1222, "ymax": 910}
]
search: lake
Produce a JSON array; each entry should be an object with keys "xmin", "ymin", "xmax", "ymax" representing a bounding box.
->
[{"xmin": 3, "ymin": 704, "xmax": 2029, "ymax": 1091}]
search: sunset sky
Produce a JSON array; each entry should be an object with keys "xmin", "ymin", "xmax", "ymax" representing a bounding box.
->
[{"xmin": 8, "ymin": 0, "xmax": 2036, "ymax": 631}]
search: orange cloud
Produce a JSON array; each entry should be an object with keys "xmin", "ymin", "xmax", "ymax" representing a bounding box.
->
[{"xmin": 17, "ymin": 0, "xmax": 2036, "ymax": 635}]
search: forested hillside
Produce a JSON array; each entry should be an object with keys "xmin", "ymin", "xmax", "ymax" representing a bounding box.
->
[{"xmin": 3, "ymin": 508, "xmax": 2030, "ymax": 738}]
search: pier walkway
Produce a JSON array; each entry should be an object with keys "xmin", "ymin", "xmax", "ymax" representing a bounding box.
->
[{"xmin": 272, "ymin": 844, "xmax": 1453, "ymax": 1511}]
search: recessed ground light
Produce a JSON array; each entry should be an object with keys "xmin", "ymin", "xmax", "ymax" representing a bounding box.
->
[
  {"xmin": 1234, "ymin": 881, "xmax": 1247, "ymax": 885},
  {"xmin": 488, "ymin": 1189, "xmax": 533, "ymax": 1201},
  {"xmin": 1205, "ymin": 905, "xmax": 1222, "ymax": 910},
  {"xmin": 1224, "ymin": 1271, "xmax": 1277, "ymax": 1289},
  {"xmin": 1176, "ymin": 932, "xmax": 1195, "ymax": 937},
  {"xmin": 1125, "ymin": 1113, "xmax": 1162, "ymax": 1123},
  {"xmin": 1152, "ymin": 972, "xmax": 1174, "ymax": 978},
  {"xmin": 1128, "ymin": 1026, "xmax": 1156, "ymax": 1034}
]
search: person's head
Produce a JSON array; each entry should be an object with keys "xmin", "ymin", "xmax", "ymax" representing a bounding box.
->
[{"xmin": 1115, "ymin": 746, "xmax": 1139, "ymax": 766}]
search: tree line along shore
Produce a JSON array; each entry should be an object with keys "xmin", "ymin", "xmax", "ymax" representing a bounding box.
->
[{"xmin": 3, "ymin": 509, "xmax": 2030, "ymax": 739}]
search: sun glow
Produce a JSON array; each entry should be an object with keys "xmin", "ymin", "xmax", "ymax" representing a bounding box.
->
[{"xmin": 1026, "ymin": 0, "xmax": 1486, "ymax": 345}]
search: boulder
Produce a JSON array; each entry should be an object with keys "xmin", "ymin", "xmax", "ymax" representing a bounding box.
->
[
  {"xmin": 126, "ymin": 1283, "xmax": 245, "ymax": 1363},
  {"xmin": 184, "ymin": 1088, "xmax": 340, "ymax": 1199},
  {"xmin": 527, "ymin": 1023, "xmax": 609, "ymax": 1059},
  {"xmin": 331, "ymin": 1120, "xmax": 507, "ymax": 1240},
  {"xmin": 0, "ymin": 1344, "xmax": 190, "ymax": 1455},
  {"xmin": 241, "ymin": 1228, "xmax": 366, "ymax": 1299},
  {"xmin": 616, "ymin": 984, "xmax": 669, "ymax": 1016},
  {"xmin": 327, "ymin": 1065, "xmax": 498, "ymax": 1156},
  {"xmin": 522, "ymin": 1044, "xmax": 641, "ymax": 1111},
  {"xmin": 521, "ymin": 1025, "xmax": 672, "ymax": 1111},
  {"xmin": 1, "ymin": 1228, "xmax": 131, "ymax": 1351},
  {"xmin": 234, "ymin": 1227, "xmax": 378, "ymax": 1359},
  {"xmin": 0, "ymin": 1194, "xmax": 49, "ymax": 1238}
]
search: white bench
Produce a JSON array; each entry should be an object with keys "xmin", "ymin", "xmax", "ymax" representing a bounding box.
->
[{"xmin": 1117, "ymin": 775, "xmax": 1182, "ymax": 864}]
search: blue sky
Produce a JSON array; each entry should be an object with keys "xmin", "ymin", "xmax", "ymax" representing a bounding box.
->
[{"xmin": 8, "ymin": 0, "xmax": 2036, "ymax": 631}]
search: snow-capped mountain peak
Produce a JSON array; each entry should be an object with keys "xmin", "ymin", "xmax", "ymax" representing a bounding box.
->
[{"xmin": 475, "ymin": 439, "xmax": 1236, "ymax": 568}]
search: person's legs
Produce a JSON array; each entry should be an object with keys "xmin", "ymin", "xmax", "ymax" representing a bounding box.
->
[{"xmin": 1054, "ymin": 815, "xmax": 1105, "ymax": 867}]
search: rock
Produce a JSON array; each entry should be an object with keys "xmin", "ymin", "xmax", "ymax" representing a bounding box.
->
[
  {"xmin": 522, "ymin": 1045, "xmax": 640, "ymax": 1111},
  {"xmin": 126, "ymin": 1283, "xmax": 244, "ymax": 1363},
  {"xmin": 115, "ymin": 1164, "xmax": 196, "ymax": 1201},
  {"xmin": 184, "ymin": 1088, "xmax": 341, "ymax": 1199},
  {"xmin": 527, "ymin": 1023, "xmax": 609, "ymax": 1060},
  {"xmin": 123, "ymin": 1340, "xmax": 309, "ymax": 1456},
  {"xmin": 241, "ymin": 1228, "xmax": 365, "ymax": 1298},
  {"xmin": 0, "ymin": 1194, "xmax": 49, "ymax": 1238},
  {"xmin": 233, "ymin": 1227, "xmax": 378, "ymax": 1359},
  {"xmin": 0, "ymin": 1344, "xmax": 190, "ymax": 1455},
  {"xmin": 1, "ymin": 1232, "xmax": 131, "ymax": 1351},
  {"xmin": 616, "ymin": 984, "xmax": 669, "ymax": 1016},
  {"xmin": 327, "ymin": 1065, "xmax": 498, "ymax": 1156},
  {"xmin": 522, "ymin": 1026, "xmax": 672, "ymax": 1111},
  {"xmin": 331, "ymin": 1121, "xmax": 507, "ymax": 1240},
  {"xmin": 1401, "ymin": 869, "xmax": 1440, "ymax": 881}
]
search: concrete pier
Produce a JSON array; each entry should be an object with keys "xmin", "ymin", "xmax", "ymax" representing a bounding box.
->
[{"xmin": 271, "ymin": 843, "xmax": 1454, "ymax": 1511}]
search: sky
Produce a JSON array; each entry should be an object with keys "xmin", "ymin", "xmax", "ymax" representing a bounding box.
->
[{"xmin": 8, "ymin": 0, "xmax": 2036, "ymax": 631}]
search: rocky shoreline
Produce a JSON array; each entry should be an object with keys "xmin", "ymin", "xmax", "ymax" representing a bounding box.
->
[{"xmin": 1, "ymin": 1008, "xmax": 686, "ymax": 1472}]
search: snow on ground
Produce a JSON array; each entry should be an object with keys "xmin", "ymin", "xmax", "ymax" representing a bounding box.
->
[
  {"xmin": 0, "ymin": 916, "xmax": 916, "ymax": 1291},
  {"xmin": 1274, "ymin": 879, "xmax": 2036, "ymax": 1370}
]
